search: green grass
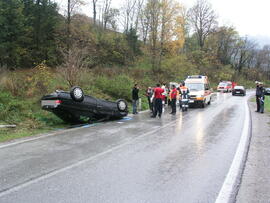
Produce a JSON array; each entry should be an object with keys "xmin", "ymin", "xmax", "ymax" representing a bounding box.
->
[
  {"xmin": 0, "ymin": 127, "xmax": 63, "ymax": 143},
  {"xmin": 250, "ymin": 96, "xmax": 270, "ymax": 113},
  {"xmin": 265, "ymin": 96, "xmax": 270, "ymax": 112}
]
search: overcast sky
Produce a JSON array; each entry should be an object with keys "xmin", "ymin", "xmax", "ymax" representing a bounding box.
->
[{"xmin": 56, "ymin": 0, "xmax": 270, "ymax": 40}]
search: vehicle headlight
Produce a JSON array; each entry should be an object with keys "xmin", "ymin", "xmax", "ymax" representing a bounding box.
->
[{"xmin": 196, "ymin": 95, "xmax": 204, "ymax": 100}]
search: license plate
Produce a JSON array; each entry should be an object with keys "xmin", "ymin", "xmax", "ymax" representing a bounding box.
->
[
  {"xmin": 41, "ymin": 100, "xmax": 57, "ymax": 106},
  {"xmin": 189, "ymin": 100, "xmax": 194, "ymax": 103},
  {"xmin": 236, "ymin": 91, "xmax": 240, "ymax": 93}
]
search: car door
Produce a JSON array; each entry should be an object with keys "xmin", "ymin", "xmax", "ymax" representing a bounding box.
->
[{"xmin": 204, "ymin": 84, "xmax": 211, "ymax": 102}]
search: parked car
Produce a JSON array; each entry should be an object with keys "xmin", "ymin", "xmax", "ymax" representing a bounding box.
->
[
  {"xmin": 184, "ymin": 75, "xmax": 213, "ymax": 108},
  {"xmin": 41, "ymin": 87, "xmax": 128, "ymax": 123},
  {"xmin": 232, "ymin": 86, "xmax": 246, "ymax": 96},
  {"xmin": 265, "ymin": 88, "xmax": 270, "ymax": 95},
  {"xmin": 217, "ymin": 81, "xmax": 233, "ymax": 92}
]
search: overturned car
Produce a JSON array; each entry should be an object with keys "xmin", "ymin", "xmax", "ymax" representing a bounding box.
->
[{"xmin": 41, "ymin": 87, "xmax": 128, "ymax": 123}]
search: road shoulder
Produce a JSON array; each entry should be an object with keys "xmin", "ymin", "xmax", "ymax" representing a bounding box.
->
[{"xmin": 236, "ymin": 101, "xmax": 270, "ymax": 203}]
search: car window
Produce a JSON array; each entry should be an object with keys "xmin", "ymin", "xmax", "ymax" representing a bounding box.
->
[
  {"xmin": 218, "ymin": 82, "xmax": 227, "ymax": 87},
  {"xmin": 234, "ymin": 86, "xmax": 244, "ymax": 89},
  {"xmin": 186, "ymin": 83, "xmax": 204, "ymax": 91}
]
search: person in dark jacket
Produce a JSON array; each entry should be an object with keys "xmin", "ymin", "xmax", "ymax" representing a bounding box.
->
[
  {"xmin": 132, "ymin": 84, "xmax": 139, "ymax": 114},
  {"xmin": 255, "ymin": 82, "xmax": 265, "ymax": 113},
  {"xmin": 257, "ymin": 83, "xmax": 265, "ymax": 113}
]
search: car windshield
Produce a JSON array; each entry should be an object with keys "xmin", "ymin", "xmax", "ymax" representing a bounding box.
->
[
  {"xmin": 185, "ymin": 83, "xmax": 204, "ymax": 91},
  {"xmin": 219, "ymin": 82, "xmax": 227, "ymax": 87},
  {"xmin": 234, "ymin": 86, "xmax": 244, "ymax": 89}
]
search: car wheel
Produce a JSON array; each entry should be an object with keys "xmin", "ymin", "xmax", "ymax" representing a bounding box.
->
[
  {"xmin": 208, "ymin": 98, "xmax": 211, "ymax": 105},
  {"xmin": 116, "ymin": 99, "xmax": 128, "ymax": 111},
  {"xmin": 201, "ymin": 101, "xmax": 205, "ymax": 108},
  {"xmin": 70, "ymin": 86, "xmax": 84, "ymax": 102}
]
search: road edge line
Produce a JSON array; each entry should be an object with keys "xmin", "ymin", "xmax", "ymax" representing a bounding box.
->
[
  {"xmin": 215, "ymin": 101, "xmax": 252, "ymax": 203},
  {"xmin": 0, "ymin": 117, "xmax": 178, "ymax": 197}
]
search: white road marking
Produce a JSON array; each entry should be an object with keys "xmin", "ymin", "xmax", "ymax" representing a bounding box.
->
[
  {"xmin": 0, "ymin": 117, "xmax": 180, "ymax": 197},
  {"xmin": 215, "ymin": 101, "xmax": 252, "ymax": 203},
  {"xmin": 0, "ymin": 126, "xmax": 92, "ymax": 150}
]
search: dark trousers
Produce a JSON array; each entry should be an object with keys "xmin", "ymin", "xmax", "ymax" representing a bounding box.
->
[
  {"xmin": 147, "ymin": 97, "xmax": 153, "ymax": 112},
  {"xmin": 260, "ymin": 97, "xmax": 264, "ymax": 113},
  {"xmin": 153, "ymin": 98, "xmax": 162, "ymax": 117},
  {"xmin": 256, "ymin": 96, "xmax": 260, "ymax": 111},
  {"xmin": 171, "ymin": 98, "xmax": 176, "ymax": 113}
]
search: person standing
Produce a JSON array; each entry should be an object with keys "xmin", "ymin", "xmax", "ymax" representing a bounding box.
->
[
  {"xmin": 132, "ymin": 84, "xmax": 139, "ymax": 114},
  {"xmin": 170, "ymin": 85, "xmax": 177, "ymax": 115},
  {"xmin": 146, "ymin": 87, "xmax": 154, "ymax": 112},
  {"xmin": 255, "ymin": 81, "xmax": 263, "ymax": 112},
  {"xmin": 257, "ymin": 82, "xmax": 265, "ymax": 113},
  {"xmin": 151, "ymin": 84, "xmax": 164, "ymax": 118}
]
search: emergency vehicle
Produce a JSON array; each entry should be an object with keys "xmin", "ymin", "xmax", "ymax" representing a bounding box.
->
[{"xmin": 184, "ymin": 75, "xmax": 213, "ymax": 108}]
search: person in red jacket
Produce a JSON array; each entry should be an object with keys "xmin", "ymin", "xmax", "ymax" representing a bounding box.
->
[
  {"xmin": 170, "ymin": 85, "xmax": 177, "ymax": 115},
  {"xmin": 151, "ymin": 84, "xmax": 164, "ymax": 118}
]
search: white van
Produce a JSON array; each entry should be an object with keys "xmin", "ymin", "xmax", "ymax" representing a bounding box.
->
[{"xmin": 184, "ymin": 75, "xmax": 213, "ymax": 108}]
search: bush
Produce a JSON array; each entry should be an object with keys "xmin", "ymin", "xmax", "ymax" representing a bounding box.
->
[{"xmin": 95, "ymin": 74, "xmax": 134, "ymax": 101}]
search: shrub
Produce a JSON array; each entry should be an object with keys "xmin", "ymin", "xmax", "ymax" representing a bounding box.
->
[{"xmin": 95, "ymin": 74, "xmax": 134, "ymax": 101}]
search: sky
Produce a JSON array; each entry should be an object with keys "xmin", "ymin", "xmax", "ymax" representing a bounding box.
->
[{"xmin": 56, "ymin": 0, "xmax": 270, "ymax": 45}]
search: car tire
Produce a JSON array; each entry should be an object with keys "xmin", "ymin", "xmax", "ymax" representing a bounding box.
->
[
  {"xmin": 208, "ymin": 98, "xmax": 211, "ymax": 105},
  {"xmin": 116, "ymin": 99, "xmax": 128, "ymax": 111},
  {"xmin": 201, "ymin": 100, "xmax": 205, "ymax": 108},
  {"xmin": 70, "ymin": 86, "xmax": 84, "ymax": 102}
]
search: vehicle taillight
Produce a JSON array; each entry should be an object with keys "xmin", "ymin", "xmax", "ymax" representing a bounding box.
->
[{"xmin": 55, "ymin": 100, "xmax": 62, "ymax": 104}]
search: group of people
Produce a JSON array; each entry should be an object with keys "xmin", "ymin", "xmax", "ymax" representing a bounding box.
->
[
  {"xmin": 255, "ymin": 81, "xmax": 265, "ymax": 113},
  {"xmin": 132, "ymin": 83, "xmax": 189, "ymax": 118}
]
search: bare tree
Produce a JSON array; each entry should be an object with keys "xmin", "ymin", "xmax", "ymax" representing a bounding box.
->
[
  {"xmin": 232, "ymin": 37, "xmax": 257, "ymax": 72},
  {"xmin": 147, "ymin": 0, "xmax": 161, "ymax": 70},
  {"xmin": 92, "ymin": 0, "xmax": 98, "ymax": 25},
  {"xmin": 67, "ymin": 0, "xmax": 85, "ymax": 52},
  {"xmin": 121, "ymin": 0, "xmax": 138, "ymax": 32},
  {"xmin": 101, "ymin": 0, "xmax": 112, "ymax": 29},
  {"xmin": 58, "ymin": 44, "xmax": 87, "ymax": 87},
  {"xmin": 188, "ymin": 0, "xmax": 217, "ymax": 49},
  {"xmin": 139, "ymin": 6, "xmax": 150, "ymax": 45}
]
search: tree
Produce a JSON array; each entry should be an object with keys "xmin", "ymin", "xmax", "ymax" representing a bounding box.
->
[
  {"xmin": 57, "ymin": 44, "xmax": 87, "ymax": 87},
  {"xmin": 67, "ymin": 0, "xmax": 85, "ymax": 52},
  {"xmin": 120, "ymin": 0, "xmax": 144, "ymax": 33},
  {"xmin": 147, "ymin": 0, "xmax": 161, "ymax": 70},
  {"xmin": 188, "ymin": 0, "xmax": 217, "ymax": 49},
  {"xmin": 92, "ymin": 0, "xmax": 98, "ymax": 25},
  {"xmin": 145, "ymin": 0, "xmax": 185, "ymax": 70},
  {"xmin": 101, "ymin": 0, "xmax": 112, "ymax": 29},
  {"xmin": 0, "ymin": 0, "xmax": 26, "ymax": 68},
  {"xmin": 205, "ymin": 26, "xmax": 238, "ymax": 65},
  {"xmin": 232, "ymin": 37, "xmax": 257, "ymax": 72},
  {"xmin": 139, "ymin": 3, "xmax": 150, "ymax": 45}
]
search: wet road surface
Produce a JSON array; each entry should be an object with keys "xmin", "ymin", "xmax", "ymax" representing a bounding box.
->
[{"xmin": 0, "ymin": 92, "xmax": 251, "ymax": 203}]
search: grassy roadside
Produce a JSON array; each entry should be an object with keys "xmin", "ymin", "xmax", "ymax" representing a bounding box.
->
[
  {"xmin": 250, "ymin": 96, "xmax": 270, "ymax": 112},
  {"xmin": 265, "ymin": 96, "xmax": 270, "ymax": 112}
]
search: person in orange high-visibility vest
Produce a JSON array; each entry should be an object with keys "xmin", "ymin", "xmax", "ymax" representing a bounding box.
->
[{"xmin": 179, "ymin": 83, "xmax": 189, "ymax": 108}]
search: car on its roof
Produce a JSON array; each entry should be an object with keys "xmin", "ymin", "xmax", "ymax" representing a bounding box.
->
[
  {"xmin": 232, "ymin": 86, "xmax": 246, "ymax": 96},
  {"xmin": 41, "ymin": 87, "xmax": 128, "ymax": 123}
]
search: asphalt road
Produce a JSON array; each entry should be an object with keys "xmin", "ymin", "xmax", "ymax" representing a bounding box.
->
[{"xmin": 0, "ymin": 92, "xmax": 251, "ymax": 203}]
